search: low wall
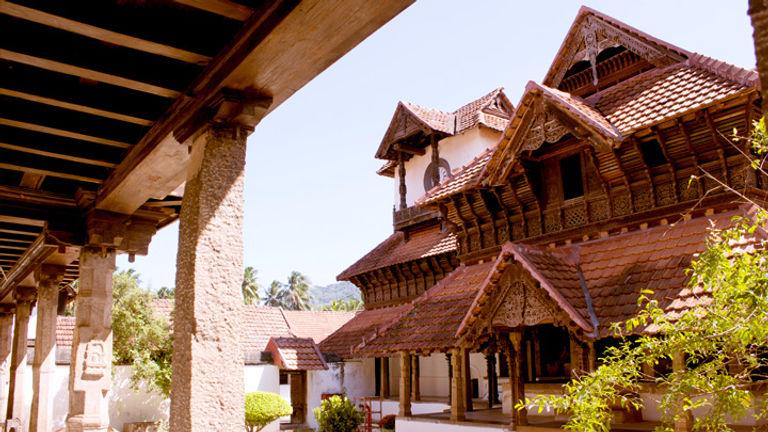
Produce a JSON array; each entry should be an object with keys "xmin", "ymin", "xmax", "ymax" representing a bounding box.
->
[{"xmin": 396, "ymin": 416, "xmax": 506, "ymax": 432}]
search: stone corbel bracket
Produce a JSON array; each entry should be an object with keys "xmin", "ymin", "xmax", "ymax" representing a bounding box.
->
[
  {"xmin": 85, "ymin": 209, "xmax": 158, "ymax": 261},
  {"xmin": 175, "ymin": 88, "xmax": 272, "ymax": 144}
]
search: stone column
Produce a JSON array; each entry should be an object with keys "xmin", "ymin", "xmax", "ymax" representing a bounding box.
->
[
  {"xmin": 30, "ymin": 265, "xmax": 66, "ymax": 432},
  {"xmin": 450, "ymin": 348, "xmax": 466, "ymax": 422},
  {"xmin": 0, "ymin": 307, "xmax": 14, "ymax": 422},
  {"xmin": 411, "ymin": 355, "xmax": 420, "ymax": 401},
  {"xmin": 66, "ymin": 248, "xmax": 116, "ymax": 432},
  {"xmin": 170, "ymin": 124, "xmax": 250, "ymax": 432},
  {"xmin": 673, "ymin": 352, "xmax": 693, "ymax": 432},
  {"xmin": 398, "ymin": 352, "xmax": 411, "ymax": 417},
  {"xmin": 509, "ymin": 331, "xmax": 527, "ymax": 427},
  {"xmin": 7, "ymin": 286, "xmax": 36, "ymax": 428},
  {"xmin": 380, "ymin": 357, "xmax": 390, "ymax": 399}
]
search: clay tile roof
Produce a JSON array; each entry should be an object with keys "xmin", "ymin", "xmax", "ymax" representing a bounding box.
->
[
  {"xmin": 586, "ymin": 62, "xmax": 754, "ymax": 135},
  {"xmin": 241, "ymin": 307, "xmax": 293, "ymax": 352},
  {"xmin": 152, "ymin": 299, "xmax": 174, "ymax": 322},
  {"xmin": 337, "ymin": 225, "xmax": 457, "ymax": 280},
  {"xmin": 454, "ymin": 87, "xmax": 510, "ymax": 133},
  {"xmin": 535, "ymin": 82, "xmax": 621, "ymax": 143},
  {"xmin": 358, "ymin": 261, "xmax": 496, "ymax": 355},
  {"xmin": 267, "ymin": 337, "xmax": 328, "ymax": 370},
  {"xmin": 419, "ymin": 146, "xmax": 495, "ymax": 205},
  {"xmin": 282, "ymin": 310, "xmax": 357, "ymax": 344},
  {"xmin": 56, "ymin": 315, "xmax": 75, "ymax": 348},
  {"xmin": 401, "ymin": 102, "xmax": 455, "ymax": 135},
  {"xmin": 319, "ymin": 304, "xmax": 412, "ymax": 359}
]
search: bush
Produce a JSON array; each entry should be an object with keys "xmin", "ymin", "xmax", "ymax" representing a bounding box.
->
[
  {"xmin": 245, "ymin": 391, "xmax": 292, "ymax": 432},
  {"xmin": 313, "ymin": 395, "xmax": 364, "ymax": 432},
  {"xmin": 379, "ymin": 414, "xmax": 396, "ymax": 430}
]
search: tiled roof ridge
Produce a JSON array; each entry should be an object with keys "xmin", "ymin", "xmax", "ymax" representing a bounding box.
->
[
  {"xmin": 277, "ymin": 307, "xmax": 296, "ymax": 338},
  {"xmin": 400, "ymin": 87, "xmax": 508, "ymax": 135},
  {"xmin": 686, "ymin": 53, "xmax": 759, "ymax": 88}
]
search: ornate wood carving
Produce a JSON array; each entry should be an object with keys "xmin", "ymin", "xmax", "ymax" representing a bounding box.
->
[{"xmin": 523, "ymin": 107, "xmax": 571, "ymax": 151}]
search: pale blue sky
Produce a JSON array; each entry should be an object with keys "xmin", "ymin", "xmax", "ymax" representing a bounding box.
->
[{"xmin": 118, "ymin": 0, "xmax": 758, "ymax": 290}]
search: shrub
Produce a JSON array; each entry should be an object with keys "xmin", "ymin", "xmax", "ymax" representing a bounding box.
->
[
  {"xmin": 245, "ymin": 391, "xmax": 292, "ymax": 432},
  {"xmin": 379, "ymin": 414, "xmax": 396, "ymax": 430},
  {"xmin": 313, "ymin": 395, "xmax": 364, "ymax": 432}
]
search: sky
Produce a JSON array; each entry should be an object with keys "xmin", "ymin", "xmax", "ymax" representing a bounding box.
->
[{"xmin": 117, "ymin": 0, "xmax": 758, "ymax": 291}]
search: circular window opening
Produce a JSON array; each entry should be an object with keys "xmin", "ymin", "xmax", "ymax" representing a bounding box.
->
[{"xmin": 423, "ymin": 158, "xmax": 452, "ymax": 191}]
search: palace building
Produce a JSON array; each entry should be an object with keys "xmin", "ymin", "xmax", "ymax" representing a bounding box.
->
[{"xmin": 320, "ymin": 6, "xmax": 764, "ymax": 431}]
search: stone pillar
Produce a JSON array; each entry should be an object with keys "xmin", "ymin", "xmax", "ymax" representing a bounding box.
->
[
  {"xmin": 672, "ymin": 352, "xmax": 693, "ymax": 432},
  {"xmin": 170, "ymin": 124, "xmax": 250, "ymax": 432},
  {"xmin": 30, "ymin": 265, "xmax": 66, "ymax": 432},
  {"xmin": 380, "ymin": 357, "xmax": 390, "ymax": 399},
  {"xmin": 464, "ymin": 349, "xmax": 473, "ymax": 412},
  {"xmin": 450, "ymin": 348, "xmax": 466, "ymax": 422},
  {"xmin": 509, "ymin": 331, "xmax": 527, "ymax": 428},
  {"xmin": 66, "ymin": 248, "xmax": 116, "ymax": 432},
  {"xmin": 411, "ymin": 355, "xmax": 420, "ymax": 401},
  {"xmin": 0, "ymin": 306, "xmax": 14, "ymax": 422},
  {"xmin": 7, "ymin": 286, "xmax": 36, "ymax": 428},
  {"xmin": 398, "ymin": 352, "xmax": 411, "ymax": 417}
]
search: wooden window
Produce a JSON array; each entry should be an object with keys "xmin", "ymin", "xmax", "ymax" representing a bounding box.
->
[
  {"xmin": 560, "ymin": 153, "xmax": 584, "ymax": 200},
  {"xmin": 640, "ymin": 139, "xmax": 668, "ymax": 167}
]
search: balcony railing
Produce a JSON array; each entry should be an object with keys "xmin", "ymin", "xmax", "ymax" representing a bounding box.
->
[{"xmin": 393, "ymin": 205, "xmax": 439, "ymax": 231}]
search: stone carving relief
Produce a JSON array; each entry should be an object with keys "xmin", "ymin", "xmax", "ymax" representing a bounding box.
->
[
  {"xmin": 491, "ymin": 277, "xmax": 562, "ymax": 328},
  {"xmin": 83, "ymin": 341, "xmax": 107, "ymax": 379}
]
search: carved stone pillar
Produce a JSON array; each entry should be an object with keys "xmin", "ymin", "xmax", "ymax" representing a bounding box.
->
[
  {"xmin": 7, "ymin": 286, "xmax": 36, "ymax": 427},
  {"xmin": 0, "ymin": 307, "xmax": 13, "ymax": 422},
  {"xmin": 672, "ymin": 352, "xmax": 693, "ymax": 432},
  {"xmin": 450, "ymin": 348, "xmax": 466, "ymax": 422},
  {"xmin": 30, "ymin": 265, "xmax": 66, "ymax": 432},
  {"xmin": 411, "ymin": 355, "xmax": 420, "ymax": 401},
  {"xmin": 380, "ymin": 357, "xmax": 390, "ymax": 399},
  {"xmin": 398, "ymin": 352, "xmax": 411, "ymax": 417},
  {"xmin": 66, "ymin": 248, "xmax": 115, "ymax": 432},
  {"xmin": 509, "ymin": 331, "xmax": 527, "ymax": 428},
  {"xmin": 170, "ymin": 124, "xmax": 250, "ymax": 432}
]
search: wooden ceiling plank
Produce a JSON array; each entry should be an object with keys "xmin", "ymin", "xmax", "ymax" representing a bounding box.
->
[
  {"xmin": 0, "ymin": 142, "xmax": 117, "ymax": 168},
  {"xmin": 0, "ymin": 88, "xmax": 153, "ymax": 126},
  {"xmin": 0, "ymin": 49, "xmax": 181, "ymax": 98},
  {"xmin": 0, "ymin": 162, "xmax": 103, "ymax": 184},
  {"xmin": 0, "ymin": 215, "xmax": 44, "ymax": 227},
  {"xmin": 0, "ymin": 118, "xmax": 132, "ymax": 149},
  {"xmin": 19, "ymin": 172, "xmax": 45, "ymax": 190},
  {"xmin": 0, "ymin": 245, "xmax": 29, "ymax": 251},
  {"xmin": 0, "ymin": 238, "xmax": 33, "ymax": 245},
  {"xmin": 1, "ymin": 2, "xmax": 211, "ymax": 65},
  {"xmin": 0, "ymin": 229, "xmax": 37, "ymax": 237},
  {"xmin": 174, "ymin": 0, "xmax": 253, "ymax": 21}
]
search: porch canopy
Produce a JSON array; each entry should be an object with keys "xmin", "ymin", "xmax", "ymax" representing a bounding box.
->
[{"xmin": 0, "ymin": 1, "xmax": 413, "ymax": 431}]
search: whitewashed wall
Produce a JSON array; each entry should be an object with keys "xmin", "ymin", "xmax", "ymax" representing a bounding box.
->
[{"xmin": 390, "ymin": 353, "xmax": 490, "ymax": 400}]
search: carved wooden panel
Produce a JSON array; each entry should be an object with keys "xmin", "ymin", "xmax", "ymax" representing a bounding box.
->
[
  {"xmin": 491, "ymin": 278, "xmax": 561, "ymax": 328},
  {"xmin": 544, "ymin": 210, "xmax": 562, "ymax": 233},
  {"xmin": 588, "ymin": 198, "xmax": 610, "ymax": 221},
  {"xmin": 632, "ymin": 187, "xmax": 653, "ymax": 211},
  {"xmin": 612, "ymin": 192, "xmax": 631, "ymax": 216},
  {"xmin": 656, "ymin": 182, "xmax": 676, "ymax": 206},
  {"xmin": 563, "ymin": 203, "xmax": 588, "ymax": 228}
]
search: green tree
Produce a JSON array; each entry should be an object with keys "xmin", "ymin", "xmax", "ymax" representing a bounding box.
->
[
  {"xmin": 156, "ymin": 286, "xmax": 174, "ymax": 299},
  {"xmin": 525, "ymin": 122, "xmax": 768, "ymax": 431},
  {"xmin": 112, "ymin": 269, "xmax": 173, "ymax": 397},
  {"xmin": 242, "ymin": 266, "xmax": 260, "ymax": 305},
  {"xmin": 263, "ymin": 281, "xmax": 285, "ymax": 307},
  {"xmin": 245, "ymin": 391, "xmax": 292, "ymax": 432},
  {"xmin": 322, "ymin": 298, "xmax": 363, "ymax": 312},
  {"xmin": 314, "ymin": 395, "xmax": 364, "ymax": 432},
  {"xmin": 283, "ymin": 271, "xmax": 311, "ymax": 311}
]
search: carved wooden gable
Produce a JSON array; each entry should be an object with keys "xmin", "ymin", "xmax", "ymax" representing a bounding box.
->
[
  {"xmin": 487, "ymin": 263, "xmax": 566, "ymax": 329},
  {"xmin": 545, "ymin": 11, "xmax": 686, "ymax": 89}
]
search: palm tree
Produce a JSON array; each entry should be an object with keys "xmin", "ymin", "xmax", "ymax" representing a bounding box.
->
[
  {"xmin": 263, "ymin": 281, "xmax": 285, "ymax": 307},
  {"xmin": 282, "ymin": 271, "xmax": 311, "ymax": 311},
  {"xmin": 322, "ymin": 299, "xmax": 363, "ymax": 312},
  {"xmin": 242, "ymin": 266, "xmax": 260, "ymax": 305}
]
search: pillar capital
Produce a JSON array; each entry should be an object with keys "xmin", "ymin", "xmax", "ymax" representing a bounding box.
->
[
  {"xmin": 13, "ymin": 285, "xmax": 37, "ymax": 305},
  {"xmin": 35, "ymin": 264, "xmax": 68, "ymax": 287},
  {"xmin": 175, "ymin": 88, "xmax": 271, "ymax": 144},
  {"xmin": 85, "ymin": 210, "xmax": 157, "ymax": 259}
]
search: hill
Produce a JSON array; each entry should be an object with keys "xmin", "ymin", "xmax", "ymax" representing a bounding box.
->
[{"xmin": 310, "ymin": 281, "xmax": 361, "ymax": 308}]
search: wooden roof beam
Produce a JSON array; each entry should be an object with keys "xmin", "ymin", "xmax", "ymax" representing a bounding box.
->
[
  {"xmin": 0, "ymin": 2, "xmax": 211, "ymax": 65},
  {"xmin": 174, "ymin": 0, "xmax": 254, "ymax": 21},
  {"xmin": 393, "ymin": 143, "xmax": 426, "ymax": 156},
  {"xmin": 0, "ymin": 162, "xmax": 102, "ymax": 184},
  {"xmin": 0, "ymin": 118, "xmax": 132, "ymax": 149},
  {"xmin": 0, "ymin": 142, "xmax": 117, "ymax": 169},
  {"xmin": 0, "ymin": 49, "xmax": 180, "ymax": 98},
  {"xmin": 0, "ymin": 88, "xmax": 153, "ymax": 126}
]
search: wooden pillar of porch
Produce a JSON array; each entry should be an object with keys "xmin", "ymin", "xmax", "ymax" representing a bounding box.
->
[
  {"xmin": 587, "ymin": 341, "xmax": 597, "ymax": 372},
  {"xmin": 398, "ymin": 352, "xmax": 412, "ymax": 417},
  {"xmin": 569, "ymin": 335, "xmax": 585, "ymax": 376},
  {"xmin": 509, "ymin": 331, "xmax": 527, "ymax": 428},
  {"xmin": 464, "ymin": 349, "xmax": 473, "ymax": 412},
  {"xmin": 411, "ymin": 355, "xmax": 420, "ymax": 401},
  {"xmin": 673, "ymin": 352, "xmax": 693, "ymax": 432},
  {"xmin": 450, "ymin": 348, "xmax": 466, "ymax": 422},
  {"xmin": 486, "ymin": 353, "xmax": 498, "ymax": 408},
  {"xmin": 446, "ymin": 353, "xmax": 452, "ymax": 403},
  {"xmin": 380, "ymin": 357, "xmax": 390, "ymax": 399}
]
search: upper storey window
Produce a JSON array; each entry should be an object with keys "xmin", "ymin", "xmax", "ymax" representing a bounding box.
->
[
  {"xmin": 560, "ymin": 153, "xmax": 584, "ymax": 200},
  {"xmin": 423, "ymin": 158, "xmax": 451, "ymax": 191},
  {"xmin": 639, "ymin": 139, "xmax": 668, "ymax": 167}
]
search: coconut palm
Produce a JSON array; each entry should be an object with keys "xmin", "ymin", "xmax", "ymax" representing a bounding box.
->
[
  {"xmin": 283, "ymin": 271, "xmax": 311, "ymax": 311},
  {"xmin": 263, "ymin": 280, "xmax": 285, "ymax": 307},
  {"xmin": 242, "ymin": 266, "xmax": 260, "ymax": 305}
]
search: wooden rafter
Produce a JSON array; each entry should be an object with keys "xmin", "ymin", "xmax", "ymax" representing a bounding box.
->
[
  {"xmin": 0, "ymin": 88, "xmax": 153, "ymax": 126},
  {"xmin": 630, "ymin": 137, "xmax": 656, "ymax": 206},
  {"xmin": 676, "ymin": 119, "xmax": 705, "ymax": 196},
  {"xmin": 1, "ymin": 2, "xmax": 211, "ymax": 65},
  {"xmin": 0, "ymin": 162, "xmax": 103, "ymax": 184},
  {"xmin": 174, "ymin": 0, "xmax": 253, "ymax": 21},
  {"xmin": 0, "ymin": 118, "xmax": 132, "ymax": 148},
  {"xmin": 651, "ymin": 127, "xmax": 679, "ymax": 202},
  {"xmin": 0, "ymin": 49, "xmax": 181, "ymax": 98},
  {"xmin": 0, "ymin": 142, "xmax": 117, "ymax": 168},
  {"xmin": 703, "ymin": 110, "xmax": 730, "ymax": 185}
]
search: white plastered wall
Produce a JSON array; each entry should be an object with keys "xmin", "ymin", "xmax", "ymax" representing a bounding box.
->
[{"xmin": 390, "ymin": 353, "xmax": 489, "ymax": 401}]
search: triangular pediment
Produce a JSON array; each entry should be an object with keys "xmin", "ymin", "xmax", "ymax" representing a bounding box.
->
[
  {"xmin": 543, "ymin": 7, "xmax": 689, "ymax": 92},
  {"xmin": 375, "ymin": 102, "xmax": 454, "ymax": 160}
]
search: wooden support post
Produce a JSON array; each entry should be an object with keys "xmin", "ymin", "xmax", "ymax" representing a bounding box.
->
[
  {"xmin": 398, "ymin": 352, "xmax": 411, "ymax": 417},
  {"xmin": 411, "ymin": 355, "xmax": 420, "ymax": 401},
  {"xmin": 486, "ymin": 353, "xmax": 499, "ymax": 408},
  {"xmin": 569, "ymin": 334, "xmax": 585, "ymax": 376},
  {"xmin": 446, "ymin": 353, "xmax": 453, "ymax": 404},
  {"xmin": 510, "ymin": 331, "xmax": 527, "ymax": 427},
  {"xmin": 672, "ymin": 352, "xmax": 693, "ymax": 432},
  {"xmin": 450, "ymin": 348, "xmax": 466, "ymax": 422},
  {"xmin": 587, "ymin": 341, "xmax": 597, "ymax": 373},
  {"xmin": 464, "ymin": 349, "xmax": 473, "ymax": 412},
  {"xmin": 380, "ymin": 357, "xmax": 390, "ymax": 399},
  {"xmin": 398, "ymin": 152, "xmax": 407, "ymax": 210}
]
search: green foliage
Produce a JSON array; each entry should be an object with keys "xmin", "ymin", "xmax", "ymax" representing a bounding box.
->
[
  {"xmin": 379, "ymin": 414, "xmax": 396, "ymax": 430},
  {"xmin": 283, "ymin": 271, "xmax": 311, "ymax": 310},
  {"xmin": 112, "ymin": 269, "xmax": 173, "ymax": 397},
  {"xmin": 242, "ymin": 266, "xmax": 261, "ymax": 305},
  {"xmin": 244, "ymin": 391, "xmax": 292, "ymax": 432},
  {"xmin": 156, "ymin": 286, "xmax": 174, "ymax": 299},
  {"xmin": 313, "ymin": 395, "xmax": 364, "ymax": 432},
  {"xmin": 264, "ymin": 280, "xmax": 286, "ymax": 307},
  {"xmin": 322, "ymin": 298, "xmax": 363, "ymax": 311}
]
